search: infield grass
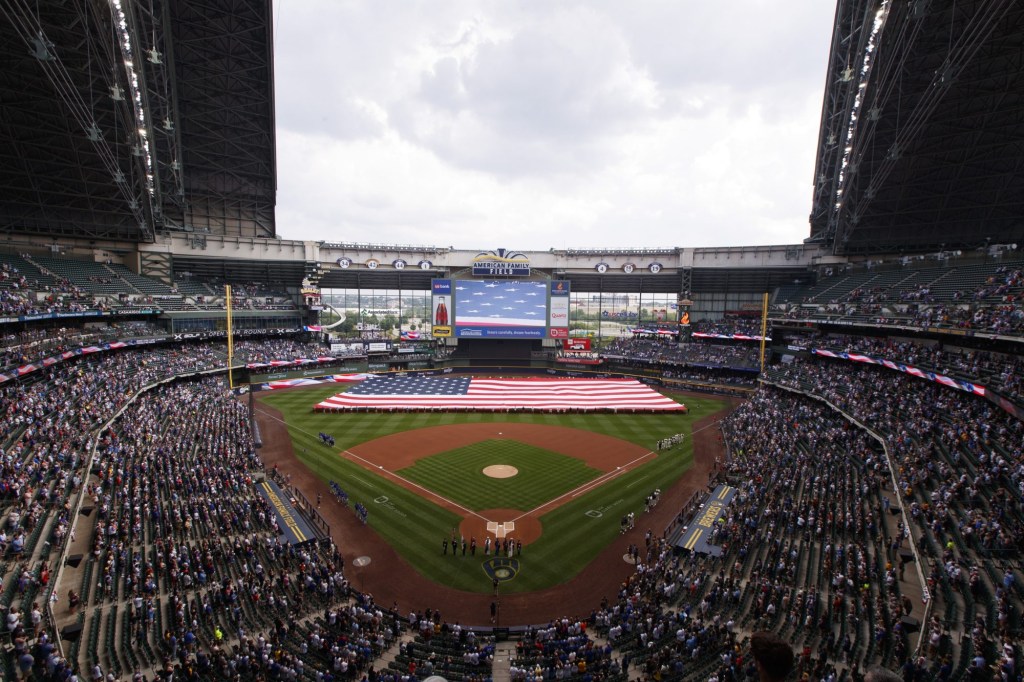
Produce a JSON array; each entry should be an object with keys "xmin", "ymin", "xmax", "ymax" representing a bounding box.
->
[
  {"xmin": 396, "ymin": 439, "xmax": 603, "ymax": 512},
  {"xmin": 257, "ymin": 383, "xmax": 727, "ymax": 594}
]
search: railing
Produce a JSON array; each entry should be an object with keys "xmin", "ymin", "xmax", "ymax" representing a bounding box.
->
[{"xmin": 759, "ymin": 377, "xmax": 933, "ymax": 656}]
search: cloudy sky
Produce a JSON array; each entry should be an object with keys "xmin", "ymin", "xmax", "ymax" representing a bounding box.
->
[{"xmin": 272, "ymin": 1, "xmax": 836, "ymax": 251}]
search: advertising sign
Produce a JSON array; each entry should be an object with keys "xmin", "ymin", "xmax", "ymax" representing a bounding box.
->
[
  {"xmin": 471, "ymin": 248, "xmax": 530, "ymax": 277},
  {"xmin": 431, "ymin": 279, "xmax": 452, "ymax": 337},
  {"xmin": 548, "ymin": 280, "xmax": 570, "ymax": 339}
]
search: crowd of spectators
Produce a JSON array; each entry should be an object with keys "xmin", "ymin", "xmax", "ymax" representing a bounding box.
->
[
  {"xmin": 0, "ymin": 322, "xmax": 165, "ymax": 372},
  {"xmin": 690, "ymin": 319, "xmax": 770, "ymax": 337},
  {"xmin": 232, "ymin": 339, "xmax": 330, "ymax": 364},
  {"xmin": 0, "ymin": 342, "xmax": 256, "ymax": 679},
  {"xmin": 773, "ymin": 264, "xmax": 1024, "ymax": 337},
  {"xmin": 73, "ymin": 375, "xmax": 398, "ymax": 680},
  {"xmin": 603, "ymin": 338, "xmax": 760, "ymax": 370},
  {"xmin": 0, "ymin": 288, "xmax": 101, "ymax": 318},
  {"xmin": 910, "ymin": 304, "xmax": 1024, "ymax": 336},
  {"xmin": 1, "ymin": 255, "xmax": 305, "ymax": 317},
  {"xmin": 0, "ymin": 337, "xmax": 431, "ymax": 681},
  {"xmin": 959, "ymin": 267, "xmax": 1024, "ymax": 303},
  {"xmin": 764, "ymin": 357, "xmax": 1024, "ymax": 678},
  {"xmin": 782, "ymin": 333, "xmax": 1024, "ymax": 405},
  {"xmin": 4, "ymin": 314, "xmax": 1022, "ymax": 681}
]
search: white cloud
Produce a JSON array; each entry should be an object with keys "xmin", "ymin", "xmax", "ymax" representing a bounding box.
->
[{"xmin": 273, "ymin": 1, "xmax": 836, "ymax": 249}]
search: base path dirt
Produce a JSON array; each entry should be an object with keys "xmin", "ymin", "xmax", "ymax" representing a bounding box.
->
[
  {"xmin": 254, "ymin": 392, "xmax": 741, "ymax": 626},
  {"xmin": 340, "ymin": 422, "xmax": 655, "ymax": 545}
]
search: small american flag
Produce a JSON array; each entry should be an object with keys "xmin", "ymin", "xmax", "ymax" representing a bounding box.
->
[{"xmin": 314, "ymin": 376, "xmax": 686, "ymax": 412}]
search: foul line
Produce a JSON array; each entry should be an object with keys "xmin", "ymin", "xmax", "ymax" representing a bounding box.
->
[
  {"xmin": 510, "ymin": 416, "xmax": 731, "ymax": 523},
  {"xmin": 510, "ymin": 449, "xmax": 657, "ymax": 523},
  {"xmin": 252, "ymin": 404, "xmax": 489, "ymax": 522},
  {"xmin": 340, "ymin": 448, "xmax": 490, "ymax": 523},
  {"xmin": 254, "ymin": 402, "xmax": 730, "ymax": 528}
]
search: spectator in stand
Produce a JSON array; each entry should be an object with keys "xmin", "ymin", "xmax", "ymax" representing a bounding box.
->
[
  {"xmin": 864, "ymin": 665, "xmax": 902, "ymax": 682},
  {"xmin": 750, "ymin": 632, "xmax": 794, "ymax": 682}
]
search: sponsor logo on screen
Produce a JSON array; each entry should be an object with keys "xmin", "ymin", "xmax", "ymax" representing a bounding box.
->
[{"xmin": 471, "ymin": 248, "xmax": 530, "ymax": 276}]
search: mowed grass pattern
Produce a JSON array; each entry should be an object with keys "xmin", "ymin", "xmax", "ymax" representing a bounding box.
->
[
  {"xmin": 257, "ymin": 383, "xmax": 728, "ymax": 593},
  {"xmin": 396, "ymin": 439, "xmax": 602, "ymax": 512}
]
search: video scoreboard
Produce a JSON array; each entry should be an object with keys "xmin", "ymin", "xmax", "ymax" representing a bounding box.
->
[{"xmin": 431, "ymin": 279, "xmax": 569, "ymax": 340}]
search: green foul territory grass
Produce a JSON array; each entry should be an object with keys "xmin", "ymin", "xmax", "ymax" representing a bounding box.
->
[
  {"xmin": 257, "ymin": 384, "xmax": 725, "ymax": 594},
  {"xmin": 396, "ymin": 440, "xmax": 603, "ymax": 512}
]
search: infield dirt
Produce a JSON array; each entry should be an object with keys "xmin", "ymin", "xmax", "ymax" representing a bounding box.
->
[{"xmin": 255, "ymin": 394, "xmax": 739, "ymax": 625}]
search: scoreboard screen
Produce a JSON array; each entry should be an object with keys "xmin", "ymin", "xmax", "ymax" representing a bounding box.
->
[{"xmin": 430, "ymin": 279, "xmax": 569, "ymax": 340}]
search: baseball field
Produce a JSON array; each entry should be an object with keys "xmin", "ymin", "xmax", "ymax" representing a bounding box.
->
[{"xmin": 256, "ymin": 383, "xmax": 724, "ymax": 595}]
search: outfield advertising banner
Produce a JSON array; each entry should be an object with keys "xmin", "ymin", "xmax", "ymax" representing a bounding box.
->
[
  {"xmin": 431, "ymin": 279, "xmax": 452, "ymax": 337},
  {"xmin": 563, "ymin": 338, "xmax": 591, "ymax": 351},
  {"xmin": 548, "ymin": 281, "xmax": 570, "ymax": 339}
]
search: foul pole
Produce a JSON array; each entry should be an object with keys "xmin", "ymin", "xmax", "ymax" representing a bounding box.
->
[{"xmin": 226, "ymin": 284, "xmax": 235, "ymax": 389}]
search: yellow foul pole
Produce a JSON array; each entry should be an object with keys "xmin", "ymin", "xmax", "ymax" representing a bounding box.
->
[
  {"xmin": 759, "ymin": 292, "xmax": 768, "ymax": 373},
  {"xmin": 226, "ymin": 284, "xmax": 234, "ymax": 389}
]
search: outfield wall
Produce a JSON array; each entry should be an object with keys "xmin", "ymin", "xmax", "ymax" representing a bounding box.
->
[{"xmin": 252, "ymin": 361, "xmax": 755, "ymax": 398}]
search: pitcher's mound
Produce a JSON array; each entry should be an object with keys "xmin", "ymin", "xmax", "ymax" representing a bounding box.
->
[{"xmin": 483, "ymin": 465, "xmax": 518, "ymax": 478}]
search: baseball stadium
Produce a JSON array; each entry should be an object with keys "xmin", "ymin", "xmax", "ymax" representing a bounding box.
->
[{"xmin": 0, "ymin": 2, "xmax": 1022, "ymax": 681}]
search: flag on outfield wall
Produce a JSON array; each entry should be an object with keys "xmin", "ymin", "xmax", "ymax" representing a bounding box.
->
[{"xmin": 314, "ymin": 376, "xmax": 686, "ymax": 412}]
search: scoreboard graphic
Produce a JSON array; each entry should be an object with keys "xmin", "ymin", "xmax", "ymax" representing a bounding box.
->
[{"xmin": 431, "ymin": 279, "xmax": 570, "ymax": 340}]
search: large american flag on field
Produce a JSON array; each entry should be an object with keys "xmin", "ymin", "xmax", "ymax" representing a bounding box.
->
[{"xmin": 314, "ymin": 376, "xmax": 686, "ymax": 412}]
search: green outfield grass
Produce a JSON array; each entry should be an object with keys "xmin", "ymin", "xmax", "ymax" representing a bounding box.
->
[
  {"xmin": 257, "ymin": 383, "xmax": 726, "ymax": 594},
  {"xmin": 396, "ymin": 440, "xmax": 603, "ymax": 512}
]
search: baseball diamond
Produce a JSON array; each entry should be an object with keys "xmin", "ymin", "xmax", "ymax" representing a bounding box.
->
[{"xmin": 254, "ymin": 382, "xmax": 728, "ymax": 599}]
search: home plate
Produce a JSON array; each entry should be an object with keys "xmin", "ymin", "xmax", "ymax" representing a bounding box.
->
[{"xmin": 487, "ymin": 521, "xmax": 515, "ymax": 538}]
